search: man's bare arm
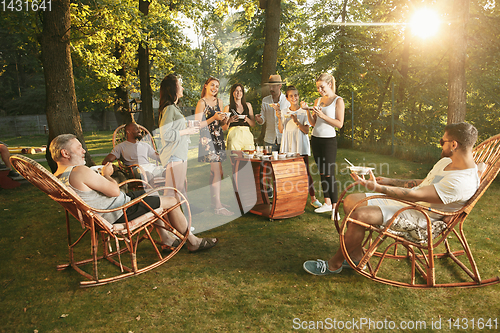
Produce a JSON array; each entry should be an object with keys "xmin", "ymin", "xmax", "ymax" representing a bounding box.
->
[
  {"xmin": 376, "ymin": 177, "xmax": 423, "ymax": 188},
  {"xmin": 356, "ymin": 172, "xmax": 442, "ymax": 204},
  {"xmin": 102, "ymin": 153, "xmax": 117, "ymax": 165}
]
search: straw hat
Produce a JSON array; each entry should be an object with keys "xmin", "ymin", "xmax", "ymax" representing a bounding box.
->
[{"xmin": 264, "ymin": 74, "xmax": 285, "ymax": 85}]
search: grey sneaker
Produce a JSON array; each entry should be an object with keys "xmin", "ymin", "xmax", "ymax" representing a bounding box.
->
[
  {"xmin": 0, "ymin": 163, "xmax": 8, "ymax": 171},
  {"xmin": 303, "ymin": 259, "xmax": 342, "ymax": 276},
  {"xmin": 342, "ymin": 259, "xmax": 367, "ymax": 271}
]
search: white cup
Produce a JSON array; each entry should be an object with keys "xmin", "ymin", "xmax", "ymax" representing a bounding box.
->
[{"xmin": 272, "ymin": 151, "xmax": 278, "ymax": 159}]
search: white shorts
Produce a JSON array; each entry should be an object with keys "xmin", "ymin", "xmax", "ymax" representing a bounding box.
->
[{"xmin": 364, "ymin": 193, "xmax": 446, "ymax": 243}]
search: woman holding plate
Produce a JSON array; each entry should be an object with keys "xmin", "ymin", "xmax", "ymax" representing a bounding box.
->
[
  {"xmin": 278, "ymin": 85, "xmax": 321, "ymax": 209},
  {"xmin": 302, "ymin": 73, "xmax": 345, "ymax": 220},
  {"xmin": 158, "ymin": 74, "xmax": 198, "ymax": 203},
  {"xmin": 195, "ymin": 77, "xmax": 234, "ymax": 216},
  {"xmin": 224, "ymin": 83, "xmax": 256, "ymax": 151}
]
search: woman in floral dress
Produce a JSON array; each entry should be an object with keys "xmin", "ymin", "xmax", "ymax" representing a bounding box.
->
[{"xmin": 195, "ymin": 77, "xmax": 234, "ymax": 216}]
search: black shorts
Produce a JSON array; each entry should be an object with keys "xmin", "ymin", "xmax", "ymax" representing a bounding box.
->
[{"xmin": 114, "ymin": 190, "xmax": 161, "ymax": 224}]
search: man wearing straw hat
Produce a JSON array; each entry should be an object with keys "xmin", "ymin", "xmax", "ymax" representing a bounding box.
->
[{"xmin": 256, "ymin": 74, "xmax": 290, "ymax": 152}]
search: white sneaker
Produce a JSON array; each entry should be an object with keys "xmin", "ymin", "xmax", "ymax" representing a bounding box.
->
[
  {"xmin": 331, "ymin": 210, "xmax": 341, "ymax": 221},
  {"xmin": 314, "ymin": 203, "xmax": 332, "ymax": 213}
]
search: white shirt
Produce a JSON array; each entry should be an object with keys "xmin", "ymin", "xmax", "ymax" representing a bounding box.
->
[
  {"xmin": 111, "ymin": 141, "xmax": 157, "ymax": 167},
  {"xmin": 280, "ymin": 108, "xmax": 310, "ymax": 155},
  {"xmin": 414, "ymin": 157, "xmax": 479, "ymax": 220},
  {"xmin": 260, "ymin": 93, "xmax": 290, "ymax": 144},
  {"xmin": 312, "ymin": 96, "xmax": 341, "ymax": 138}
]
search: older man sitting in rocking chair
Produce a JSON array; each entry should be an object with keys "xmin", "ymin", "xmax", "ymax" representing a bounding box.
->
[{"xmin": 50, "ymin": 134, "xmax": 218, "ymax": 253}]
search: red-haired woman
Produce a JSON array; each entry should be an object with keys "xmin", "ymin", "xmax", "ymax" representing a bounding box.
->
[{"xmin": 195, "ymin": 77, "xmax": 234, "ymax": 216}]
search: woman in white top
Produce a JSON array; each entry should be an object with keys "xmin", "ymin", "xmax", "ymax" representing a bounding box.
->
[
  {"xmin": 278, "ymin": 86, "xmax": 321, "ymax": 208},
  {"xmin": 302, "ymin": 73, "xmax": 345, "ymax": 219}
]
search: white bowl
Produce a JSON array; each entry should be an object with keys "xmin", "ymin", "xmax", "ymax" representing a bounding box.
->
[
  {"xmin": 90, "ymin": 165, "xmax": 103, "ymax": 173},
  {"xmin": 349, "ymin": 166, "xmax": 375, "ymax": 175},
  {"xmin": 286, "ymin": 152, "xmax": 296, "ymax": 157},
  {"xmin": 242, "ymin": 153, "xmax": 253, "ymax": 159},
  {"xmin": 261, "ymin": 155, "xmax": 271, "ymax": 161},
  {"xmin": 238, "ymin": 114, "xmax": 246, "ymax": 120},
  {"xmin": 278, "ymin": 153, "xmax": 287, "ymax": 159}
]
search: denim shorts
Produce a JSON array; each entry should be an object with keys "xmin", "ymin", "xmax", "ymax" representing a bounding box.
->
[{"xmin": 167, "ymin": 155, "xmax": 185, "ymax": 163}]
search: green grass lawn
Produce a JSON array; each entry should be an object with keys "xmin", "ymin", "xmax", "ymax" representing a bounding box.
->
[{"xmin": 1, "ymin": 134, "xmax": 499, "ymax": 332}]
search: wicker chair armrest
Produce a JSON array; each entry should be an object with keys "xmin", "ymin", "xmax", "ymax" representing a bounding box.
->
[
  {"xmin": 339, "ymin": 194, "xmax": 464, "ymax": 246},
  {"xmin": 353, "ymin": 194, "xmax": 463, "ymax": 217},
  {"xmin": 118, "ymin": 178, "xmax": 153, "ymax": 190},
  {"xmin": 333, "ymin": 182, "xmax": 359, "ymax": 231}
]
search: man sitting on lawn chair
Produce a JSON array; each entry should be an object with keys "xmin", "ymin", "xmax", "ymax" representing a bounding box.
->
[
  {"xmin": 102, "ymin": 122, "xmax": 165, "ymax": 185},
  {"xmin": 303, "ymin": 122, "xmax": 480, "ymax": 275},
  {"xmin": 50, "ymin": 134, "xmax": 217, "ymax": 253}
]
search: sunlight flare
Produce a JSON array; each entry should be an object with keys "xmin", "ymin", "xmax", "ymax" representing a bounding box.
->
[{"xmin": 410, "ymin": 8, "xmax": 440, "ymax": 39}]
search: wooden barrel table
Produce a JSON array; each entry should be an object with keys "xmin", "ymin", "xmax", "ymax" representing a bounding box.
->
[{"xmin": 233, "ymin": 155, "xmax": 308, "ymax": 220}]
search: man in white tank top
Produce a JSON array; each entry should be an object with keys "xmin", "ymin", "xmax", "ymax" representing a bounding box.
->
[{"xmin": 50, "ymin": 134, "xmax": 218, "ymax": 253}]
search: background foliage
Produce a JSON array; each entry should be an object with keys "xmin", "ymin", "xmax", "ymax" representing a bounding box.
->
[{"xmin": 1, "ymin": 0, "xmax": 499, "ymax": 152}]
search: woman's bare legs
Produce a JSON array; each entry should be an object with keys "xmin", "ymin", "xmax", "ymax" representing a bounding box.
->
[
  {"xmin": 157, "ymin": 197, "xmax": 216, "ymax": 251},
  {"xmin": 210, "ymin": 162, "xmax": 223, "ymax": 209},
  {"xmin": 165, "ymin": 160, "xmax": 188, "ymax": 201}
]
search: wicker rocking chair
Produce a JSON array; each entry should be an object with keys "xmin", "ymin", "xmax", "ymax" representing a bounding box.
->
[
  {"xmin": 112, "ymin": 123, "xmax": 165, "ymax": 188},
  {"xmin": 10, "ymin": 155, "xmax": 190, "ymax": 287},
  {"xmin": 333, "ymin": 134, "xmax": 500, "ymax": 288}
]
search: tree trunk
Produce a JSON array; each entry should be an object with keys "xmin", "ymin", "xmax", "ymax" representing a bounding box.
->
[
  {"xmin": 257, "ymin": 0, "xmax": 281, "ymax": 144},
  {"xmin": 397, "ymin": 28, "xmax": 410, "ymax": 106},
  {"xmin": 114, "ymin": 42, "xmax": 132, "ymax": 126},
  {"xmin": 260, "ymin": 0, "xmax": 281, "ymax": 87},
  {"xmin": 138, "ymin": 0, "xmax": 155, "ymax": 131},
  {"xmin": 447, "ymin": 0, "xmax": 469, "ymax": 124},
  {"xmin": 336, "ymin": 0, "xmax": 348, "ymax": 140},
  {"xmin": 40, "ymin": 0, "xmax": 92, "ymax": 172}
]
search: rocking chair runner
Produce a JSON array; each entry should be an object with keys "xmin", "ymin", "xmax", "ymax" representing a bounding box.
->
[
  {"xmin": 112, "ymin": 123, "xmax": 165, "ymax": 187},
  {"xmin": 333, "ymin": 134, "xmax": 500, "ymax": 288},
  {"xmin": 10, "ymin": 155, "xmax": 191, "ymax": 287}
]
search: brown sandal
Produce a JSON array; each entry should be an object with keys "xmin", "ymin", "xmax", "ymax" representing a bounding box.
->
[{"xmin": 188, "ymin": 238, "xmax": 218, "ymax": 253}]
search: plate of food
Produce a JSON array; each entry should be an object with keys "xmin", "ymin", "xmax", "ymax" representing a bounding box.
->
[
  {"xmin": 348, "ymin": 166, "xmax": 375, "ymax": 175},
  {"xmin": 90, "ymin": 165, "xmax": 104, "ymax": 173},
  {"xmin": 242, "ymin": 152, "xmax": 254, "ymax": 159}
]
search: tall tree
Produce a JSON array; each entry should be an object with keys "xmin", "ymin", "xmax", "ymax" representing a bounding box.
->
[
  {"xmin": 114, "ymin": 42, "xmax": 132, "ymax": 125},
  {"xmin": 40, "ymin": 0, "xmax": 92, "ymax": 171},
  {"xmin": 260, "ymin": 0, "xmax": 281, "ymax": 86},
  {"xmin": 138, "ymin": 0, "xmax": 155, "ymax": 131},
  {"xmin": 447, "ymin": 0, "xmax": 470, "ymax": 124}
]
